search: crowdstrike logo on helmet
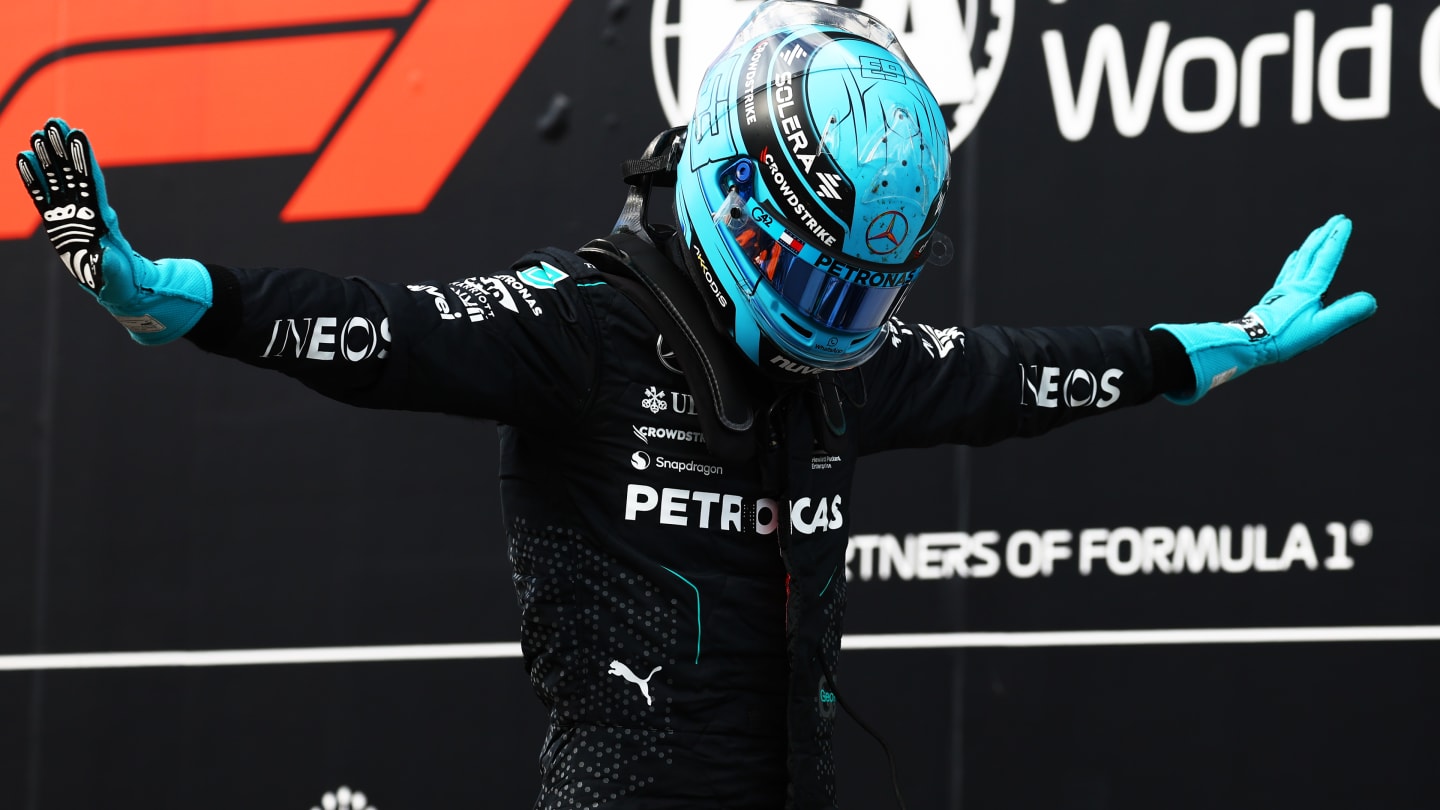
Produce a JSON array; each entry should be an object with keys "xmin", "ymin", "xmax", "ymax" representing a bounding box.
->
[{"xmin": 650, "ymin": 0, "xmax": 1015, "ymax": 153}]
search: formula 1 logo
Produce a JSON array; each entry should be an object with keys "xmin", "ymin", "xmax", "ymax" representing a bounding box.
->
[
  {"xmin": 649, "ymin": 0, "xmax": 1014, "ymax": 154},
  {"xmin": 0, "ymin": 0, "xmax": 571, "ymax": 240}
]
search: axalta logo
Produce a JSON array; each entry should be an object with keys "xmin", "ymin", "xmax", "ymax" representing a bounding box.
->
[
  {"xmin": 0, "ymin": 0, "xmax": 572, "ymax": 239},
  {"xmin": 625, "ymin": 484, "xmax": 844, "ymax": 535},
  {"xmin": 651, "ymin": 0, "xmax": 1015, "ymax": 153}
]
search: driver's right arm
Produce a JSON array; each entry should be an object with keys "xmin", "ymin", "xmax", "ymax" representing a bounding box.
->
[
  {"xmin": 18, "ymin": 118, "xmax": 602, "ymax": 429},
  {"xmin": 186, "ymin": 261, "xmax": 604, "ymax": 428}
]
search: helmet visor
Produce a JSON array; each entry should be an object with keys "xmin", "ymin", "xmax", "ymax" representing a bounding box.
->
[{"xmin": 712, "ymin": 188, "xmax": 916, "ymax": 333}]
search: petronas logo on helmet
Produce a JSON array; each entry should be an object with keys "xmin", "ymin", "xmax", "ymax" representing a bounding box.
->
[{"xmin": 650, "ymin": 0, "xmax": 1016, "ymax": 152}]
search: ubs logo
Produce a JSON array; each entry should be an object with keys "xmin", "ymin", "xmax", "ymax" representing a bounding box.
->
[{"xmin": 649, "ymin": 0, "xmax": 1015, "ymax": 153}]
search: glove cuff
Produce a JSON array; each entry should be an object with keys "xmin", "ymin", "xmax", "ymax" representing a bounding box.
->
[
  {"xmin": 101, "ymin": 257, "xmax": 214, "ymax": 345},
  {"xmin": 1150, "ymin": 322, "xmax": 1258, "ymax": 405}
]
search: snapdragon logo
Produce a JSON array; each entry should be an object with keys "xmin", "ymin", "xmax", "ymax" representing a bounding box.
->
[
  {"xmin": 651, "ymin": 0, "xmax": 1015, "ymax": 152},
  {"xmin": 631, "ymin": 451, "xmax": 724, "ymax": 476},
  {"xmin": 1043, "ymin": 5, "xmax": 1402, "ymax": 140},
  {"xmin": 660, "ymin": 457, "xmax": 725, "ymax": 476}
]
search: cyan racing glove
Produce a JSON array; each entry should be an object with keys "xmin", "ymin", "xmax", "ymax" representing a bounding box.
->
[
  {"xmin": 1152, "ymin": 214, "xmax": 1377, "ymax": 405},
  {"xmin": 16, "ymin": 118, "xmax": 211, "ymax": 345}
]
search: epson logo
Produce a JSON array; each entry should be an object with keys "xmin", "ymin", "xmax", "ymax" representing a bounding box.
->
[
  {"xmin": 1043, "ymin": 5, "xmax": 1397, "ymax": 140},
  {"xmin": 261, "ymin": 316, "xmax": 391, "ymax": 361},
  {"xmin": 1020, "ymin": 365, "xmax": 1123, "ymax": 409},
  {"xmin": 624, "ymin": 484, "xmax": 844, "ymax": 535}
]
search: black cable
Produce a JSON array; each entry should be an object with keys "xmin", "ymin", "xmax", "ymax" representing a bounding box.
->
[{"xmin": 819, "ymin": 660, "xmax": 908, "ymax": 810}]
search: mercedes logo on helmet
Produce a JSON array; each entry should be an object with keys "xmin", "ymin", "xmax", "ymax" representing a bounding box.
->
[{"xmin": 865, "ymin": 211, "xmax": 909, "ymax": 255}]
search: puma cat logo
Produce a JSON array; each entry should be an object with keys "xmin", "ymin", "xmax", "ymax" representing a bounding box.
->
[{"xmin": 608, "ymin": 660, "xmax": 662, "ymax": 706}]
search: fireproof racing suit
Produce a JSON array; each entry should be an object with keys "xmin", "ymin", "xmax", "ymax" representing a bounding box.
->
[{"xmin": 184, "ymin": 240, "xmax": 1191, "ymax": 810}]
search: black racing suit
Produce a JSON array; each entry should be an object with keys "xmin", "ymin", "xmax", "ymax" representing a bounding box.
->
[{"xmin": 186, "ymin": 239, "xmax": 1191, "ymax": 809}]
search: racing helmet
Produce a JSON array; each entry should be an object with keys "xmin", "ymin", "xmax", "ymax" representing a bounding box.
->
[{"xmin": 674, "ymin": 0, "xmax": 950, "ymax": 376}]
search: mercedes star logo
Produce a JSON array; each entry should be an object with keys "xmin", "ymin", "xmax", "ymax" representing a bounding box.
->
[{"xmin": 865, "ymin": 211, "xmax": 909, "ymax": 255}]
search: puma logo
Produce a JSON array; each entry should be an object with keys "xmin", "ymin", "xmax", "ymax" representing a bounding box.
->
[{"xmin": 608, "ymin": 660, "xmax": 662, "ymax": 706}]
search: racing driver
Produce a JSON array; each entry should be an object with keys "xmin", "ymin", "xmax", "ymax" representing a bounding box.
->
[{"xmin": 14, "ymin": 2, "xmax": 1375, "ymax": 808}]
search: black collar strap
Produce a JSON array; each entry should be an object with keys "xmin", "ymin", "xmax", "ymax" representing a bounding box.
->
[
  {"xmin": 580, "ymin": 231, "xmax": 760, "ymax": 463},
  {"xmin": 613, "ymin": 126, "xmax": 687, "ymax": 245}
]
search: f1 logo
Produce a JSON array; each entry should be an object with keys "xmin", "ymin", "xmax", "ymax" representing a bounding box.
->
[{"xmin": 0, "ymin": 0, "xmax": 571, "ymax": 240}]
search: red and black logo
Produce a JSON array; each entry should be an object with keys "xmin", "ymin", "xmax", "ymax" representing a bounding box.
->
[{"xmin": 0, "ymin": 0, "xmax": 571, "ymax": 240}]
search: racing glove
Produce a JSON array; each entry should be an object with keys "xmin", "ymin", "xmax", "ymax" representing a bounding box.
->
[
  {"xmin": 1152, "ymin": 214, "xmax": 1377, "ymax": 405},
  {"xmin": 16, "ymin": 118, "xmax": 211, "ymax": 345}
]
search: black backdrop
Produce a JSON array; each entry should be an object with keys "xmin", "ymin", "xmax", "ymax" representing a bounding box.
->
[{"xmin": 1, "ymin": 2, "xmax": 1435, "ymax": 808}]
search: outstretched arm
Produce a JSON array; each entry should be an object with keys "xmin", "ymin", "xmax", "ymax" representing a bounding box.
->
[
  {"xmin": 16, "ymin": 119, "xmax": 602, "ymax": 429},
  {"xmin": 1153, "ymin": 214, "xmax": 1377, "ymax": 404},
  {"xmin": 854, "ymin": 215, "xmax": 1377, "ymax": 453}
]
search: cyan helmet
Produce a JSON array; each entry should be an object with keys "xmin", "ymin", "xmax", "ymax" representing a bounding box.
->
[{"xmin": 674, "ymin": 0, "xmax": 950, "ymax": 376}]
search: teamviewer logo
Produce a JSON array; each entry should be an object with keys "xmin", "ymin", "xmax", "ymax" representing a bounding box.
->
[{"xmin": 0, "ymin": 0, "xmax": 573, "ymax": 239}]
